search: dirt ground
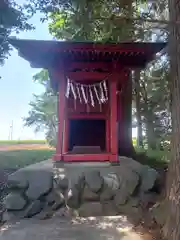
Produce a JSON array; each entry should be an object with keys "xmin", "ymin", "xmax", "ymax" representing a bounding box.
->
[
  {"xmin": 0, "ymin": 215, "xmax": 147, "ymax": 240},
  {"xmin": 0, "ymin": 144, "xmax": 54, "ymax": 151}
]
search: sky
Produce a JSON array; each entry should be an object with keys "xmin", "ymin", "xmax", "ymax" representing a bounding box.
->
[
  {"xmin": 0, "ymin": 4, "xmax": 53, "ymax": 140},
  {"xmin": 0, "ymin": 1, "xmax": 137, "ymax": 140}
]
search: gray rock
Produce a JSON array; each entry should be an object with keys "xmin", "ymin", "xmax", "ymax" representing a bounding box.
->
[
  {"xmin": 82, "ymin": 185, "xmax": 99, "ymax": 201},
  {"xmin": 114, "ymin": 190, "xmax": 129, "ymax": 206},
  {"xmin": 139, "ymin": 192, "xmax": 158, "ymax": 208},
  {"xmin": 8, "ymin": 168, "xmax": 53, "ymax": 200},
  {"xmin": 35, "ymin": 204, "xmax": 54, "ymax": 220},
  {"xmin": 114, "ymin": 168, "xmax": 140, "ymax": 207},
  {"xmin": 78, "ymin": 202, "xmax": 103, "ymax": 217},
  {"xmin": 100, "ymin": 184, "xmax": 114, "ymax": 202},
  {"xmin": 85, "ymin": 170, "xmax": 103, "ymax": 193},
  {"xmin": 101, "ymin": 201, "xmax": 118, "ymax": 216},
  {"xmin": 103, "ymin": 173, "xmax": 120, "ymax": 191},
  {"xmin": 67, "ymin": 188, "xmax": 80, "ymax": 209},
  {"xmin": 119, "ymin": 169, "xmax": 140, "ymax": 195},
  {"xmin": 69, "ymin": 174, "xmax": 85, "ymax": 191},
  {"xmin": 8, "ymin": 179, "xmax": 29, "ymax": 190},
  {"xmin": 2, "ymin": 211, "xmax": 15, "ymax": 222},
  {"xmin": 5, "ymin": 193, "xmax": 26, "ymax": 210},
  {"xmin": 119, "ymin": 157, "xmax": 159, "ymax": 193},
  {"xmin": 24, "ymin": 200, "xmax": 43, "ymax": 218},
  {"xmin": 51, "ymin": 192, "xmax": 65, "ymax": 210},
  {"xmin": 127, "ymin": 197, "xmax": 140, "ymax": 207},
  {"xmin": 0, "ymin": 210, "xmax": 3, "ymax": 222},
  {"xmin": 118, "ymin": 157, "xmax": 144, "ymax": 175},
  {"xmin": 140, "ymin": 165, "xmax": 158, "ymax": 192},
  {"xmin": 26, "ymin": 170, "xmax": 53, "ymax": 200},
  {"xmin": 2, "ymin": 211, "xmax": 24, "ymax": 222},
  {"xmin": 55, "ymin": 176, "xmax": 69, "ymax": 191},
  {"xmin": 46, "ymin": 190, "xmax": 65, "ymax": 207}
]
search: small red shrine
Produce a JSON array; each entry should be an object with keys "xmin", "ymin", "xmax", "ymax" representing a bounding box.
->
[{"xmin": 9, "ymin": 39, "xmax": 166, "ymax": 163}]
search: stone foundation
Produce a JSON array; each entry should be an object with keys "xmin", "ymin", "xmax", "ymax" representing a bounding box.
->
[{"xmin": 1, "ymin": 157, "xmax": 161, "ymax": 223}]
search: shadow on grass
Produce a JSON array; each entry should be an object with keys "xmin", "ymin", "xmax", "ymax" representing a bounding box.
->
[{"xmin": 0, "ymin": 149, "xmax": 55, "ymax": 169}]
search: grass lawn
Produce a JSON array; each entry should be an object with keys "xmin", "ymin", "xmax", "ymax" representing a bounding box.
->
[{"xmin": 0, "ymin": 149, "xmax": 55, "ymax": 169}]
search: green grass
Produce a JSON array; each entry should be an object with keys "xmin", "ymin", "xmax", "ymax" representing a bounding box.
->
[
  {"xmin": 0, "ymin": 140, "xmax": 47, "ymax": 145},
  {"xmin": 0, "ymin": 149, "xmax": 55, "ymax": 169},
  {"xmin": 135, "ymin": 147, "xmax": 170, "ymax": 169}
]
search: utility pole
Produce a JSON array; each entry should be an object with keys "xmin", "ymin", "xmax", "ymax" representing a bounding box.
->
[{"xmin": 8, "ymin": 121, "xmax": 13, "ymax": 140}]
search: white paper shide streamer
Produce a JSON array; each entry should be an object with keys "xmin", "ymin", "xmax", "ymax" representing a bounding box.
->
[
  {"xmin": 65, "ymin": 78, "xmax": 70, "ymax": 98},
  {"xmin": 89, "ymin": 86, "xmax": 95, "ymax": 107},
  {"xmin": 81, "ymin": 85, "xmax": 88, "ymax": 104},
  {"xmin": 70, "ymin": 82, "xmax": 77, "ymax": 100},
  {"xmin": 65, "ymin": 78, "xmax": 109, "ymax": 107}
]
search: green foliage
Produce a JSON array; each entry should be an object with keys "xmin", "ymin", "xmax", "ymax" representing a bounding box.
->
[
  {"xmin": 0, "ymin": 149, "xmax": 55, "ymax": 168},
  {"xmin": 135, "ymin": 146, "xmax": 170, "ymax": 168},
  {"xmin": 0, "ymin": 0, "xmax": 33, "ymax": 65},
  {"xmin": 132, "ymin": 58, "xmax": 170, "ymax": 150},
  {"xmin": 28, "ymin": 0, "xmax": 146, "ymax": 42},
  {"xmin": 24, "ymin": 70, "xmax": 58, "ymax": 146}
]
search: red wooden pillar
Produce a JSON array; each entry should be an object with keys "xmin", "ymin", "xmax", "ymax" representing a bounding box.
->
[
  {"xmin": 54, "ymin": 70, "xmax": 66, "ymax": 161},
  {"xmin": 63, "ymin": 119, "xmax": 69, "ymax": 153},
  {"xmin": 106, "ymin": 119, "xmax": 110, "ymax": 152},
  {"xmin": 117, "ymin": 82, "xmax": 123, "ymax": 154},
  {"xmin": 109, "ymin": 76, "xmax": 118, "ymax": 163}
]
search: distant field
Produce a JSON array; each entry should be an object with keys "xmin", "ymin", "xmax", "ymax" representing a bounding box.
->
[
  {"xmin": 0, "ymin": 140, "xmax": 47, "ymax": 145},
  {"xmin": 0, "ymin": 140, "xmax": 55, "ymax": 152}
]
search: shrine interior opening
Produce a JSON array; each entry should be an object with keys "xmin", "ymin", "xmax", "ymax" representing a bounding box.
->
[{"xmin": 68, "ymin": 119, "xmax": 106, "ymax": 153}]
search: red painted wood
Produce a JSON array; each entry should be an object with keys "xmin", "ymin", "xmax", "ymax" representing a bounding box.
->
[
  {"xmin": 59, "ymin": 44, "xmax": 146, "ymax": 53},
  {"xmin": 29, "ymin": 42, "xmax": 149, "ymax": 53},
  {"xmin": 63, "ymin": 153, "xmax": 110, "ymax": 162},
  {"xmin": 53, "ymin": 153, "xmax": 120, "ymax": 162},
  {"xmin": 67, "ymin": 72, "xmax": 111, "ymax": 81},
  {"xmin": 63, "ymin": 119, "xmax": 69, "ymax": 153},
  {"xmin": 53, "ymin": 154, "xmax": 63, "ymax": 161},
  {"xmin": 109, "ymin": 78, "xmax": 118, "ymax": 162},
  {"xmin": 12, "ymin": 39, "xmax": 165, "ymax": 56},
  {"xmin": 109, "ymin": 154, "xmax": 119, "ymax": 162},
  {"xmin": 106, "ymin": 119, "xmax": 110, "ymax": 152},
  {"xmin": 67, "ymin": 62, "xmax": 112, "ymax": 70},
  {"xmin": 68, "ymin": 113, "xmax": 107, "ymax": 119},
  {"xmin": 66, "ymin": 63, "xmax": 133, "ymax": 74},
  {"xmin": 117, "ymin": 81, "xmax": 124, "ymax": 150},
  {"xmin": 56, "ymin": 70, "xmax": 66, "ymax": 160}
]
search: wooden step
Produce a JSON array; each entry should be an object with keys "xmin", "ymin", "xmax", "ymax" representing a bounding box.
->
[{"xmin": 71, "ymin": 146, "xmax": 102, "ymax": 154}]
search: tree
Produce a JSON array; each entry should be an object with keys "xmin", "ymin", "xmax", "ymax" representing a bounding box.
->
[
  {"xmin": 24, "ymin": 70, "xmax": 58, "ymax": 146},
  {"xmin": 162, "ymin": 0, "xmax": 180, "ymax": 239},
  {"xmin": 137, "ymin": 60, "xmax": 171, "ymax": 150},
  {"xmin": 133, "ymin": 70, "xmax": 144, "ymax": 147},
  {"xmin": 0, "ymin": 0, "xmax": 32, "ymax": 65}
]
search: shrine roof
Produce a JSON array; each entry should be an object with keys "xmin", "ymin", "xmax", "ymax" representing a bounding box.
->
[{"xmin": 8, "ymin": 38, "xmax": 167, "ymax": 68}]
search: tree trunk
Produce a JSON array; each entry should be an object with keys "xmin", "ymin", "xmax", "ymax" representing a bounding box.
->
[
  {"xmin": 118, "ymin": 71, "xmax": 135, "ymax": 157},
  {"xmin": 134, "ymin": 70, "xmax": 143, "ymax": 147},
  {"xmin": 163, "ymin": 0, "xmax": 180, "ymax": 239},
  {"xmin": 146, "ymin": 118, "xmax": 156, "ymax": 150}
]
